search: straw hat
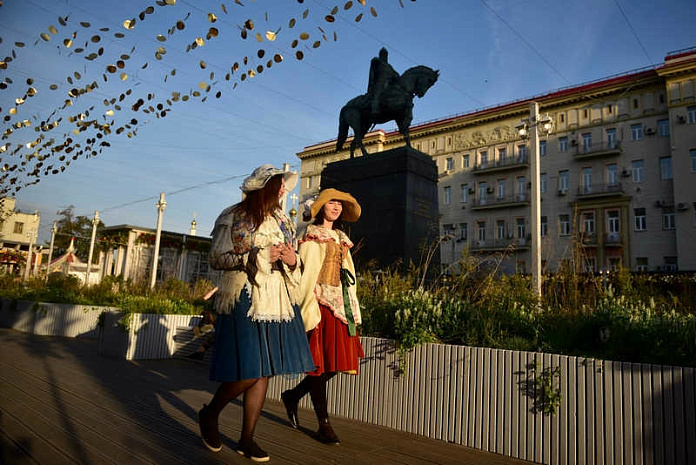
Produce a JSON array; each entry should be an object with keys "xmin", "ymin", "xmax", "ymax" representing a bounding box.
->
[
  {"xmin": 310, "ymin": 188, "xmax": 361, "ymax": 222},
  {"xmin": 241, "ymin": 164, "xmax": 298, "ymax": 193}
]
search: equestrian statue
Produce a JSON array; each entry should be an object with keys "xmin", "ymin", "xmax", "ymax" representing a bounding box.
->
[{"xmin": 337, "ymin": 48, "xmax": 439, "ymax": 158}]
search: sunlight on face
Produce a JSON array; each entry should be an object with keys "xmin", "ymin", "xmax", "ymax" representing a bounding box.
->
[
  {"xmin": 323, "ymin": 199, "xmax": 343, "ymax": 222},
  {"xmin": 278, "ymin": 178, "xmax": 285, "ymax": 199}
]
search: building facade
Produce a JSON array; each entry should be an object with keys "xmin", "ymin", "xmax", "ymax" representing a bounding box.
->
[
  {"xmin": 0, "ymin": 197, "xmax": 41, "ymax": 274},
  {"xmin": 98, "ymin": 225, "xmax": 220, "ymax": 285},
  {"xmin": 297, "ymin": 48, "xmax": 696, "ymax": 273}
]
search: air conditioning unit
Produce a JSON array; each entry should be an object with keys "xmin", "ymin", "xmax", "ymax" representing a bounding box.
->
[
  {"xmin": 570, "ymin": 139, "xmax": 578, "ymax": 146},
  {"xmin": 621, "ymin": 169, "xmax": 631, "ymax": 178},
  {"xmin": 557, "ymin": 188, "xmax": 567, "ymax": 196},
  {"xmin": 678, "ymin": 115, "xmax": 686, "ymax": 124},
  {"xmin": 645, "ymin": 127, "xmax": 655, "ymax": 135},
  {"xmin": 654, "ymin": 200, "xmax": 663, "ymax": 208},
  {"xmin": 677, "ymin": 202, "xmax": 688, "ymax": 211},
  {"xmin": 487, "ymin": 187, "xmax": 494, "ymax": 194}
]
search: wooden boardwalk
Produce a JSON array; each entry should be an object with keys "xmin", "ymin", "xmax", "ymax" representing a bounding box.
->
[{"xmin": 0, "ymin": 328, "xmax": 534, "ymax": 464}]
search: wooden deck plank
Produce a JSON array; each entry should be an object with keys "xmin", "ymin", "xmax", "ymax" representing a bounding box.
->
[{"xmin": 0, "ymin": 328, "xmax": 533, "ymax": 465}]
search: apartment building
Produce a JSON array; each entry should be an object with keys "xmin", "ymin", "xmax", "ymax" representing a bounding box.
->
[{"xmin": 297, "ymin": 48, "xmax": 696, "ymax": 273}]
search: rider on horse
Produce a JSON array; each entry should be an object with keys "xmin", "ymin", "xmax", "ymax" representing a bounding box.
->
[{"xmin": 367, "ymin": 48, "xmax": 400, "ymax": 121}]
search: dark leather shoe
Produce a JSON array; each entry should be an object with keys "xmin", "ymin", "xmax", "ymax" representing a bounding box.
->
[
  {"xmin": 236, "ymin": 439, "xmax": 269, "ymax": 462},
  {"xmin": 198, "ymin": 404, "xmax": 222, "ymax": 452},
  {"xmin": 317, "ymin": 418, "xmax": 340, "ymax": 445},
  {"xmin": 281, "ymin": 390, "xmax": 299, "ymax": 429}
]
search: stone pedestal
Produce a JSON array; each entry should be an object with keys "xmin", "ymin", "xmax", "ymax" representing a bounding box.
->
[{"xmin": 321, "ymin": 146, "xmax": 439, "ymax": 269}]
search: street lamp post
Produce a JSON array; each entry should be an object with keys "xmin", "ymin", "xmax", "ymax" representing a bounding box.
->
[
  {"xmin": 85, "ymin": 211, "xmax": 100, "ymax": 286},
  {"xmin": 150, "ymin": 193, "xmax": 167, "ymax": 289},
  {"xmin": 22, "ymin": 229, "xmax": 36, "ymax": 281},
  {"xmin": 46, "ymin": 221, "xmax": 57, "ymax": 282},
  {"xmin": 518, "ymin": 102, "xmax": 554, "ymax": 298}
]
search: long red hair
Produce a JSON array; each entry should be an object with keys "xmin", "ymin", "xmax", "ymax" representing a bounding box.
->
[{"xmin": 234, "ymin": 174, "xmax": 283, "ymax": 228}]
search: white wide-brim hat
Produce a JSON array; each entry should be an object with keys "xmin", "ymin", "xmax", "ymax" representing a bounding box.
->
[{"xmin": 241, "ymin": 164, "xmax": 298, "ymax": 193}]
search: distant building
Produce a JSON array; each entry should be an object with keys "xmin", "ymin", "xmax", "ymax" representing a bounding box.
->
[
  {"xmin": 297, "ymin": 47, "xmax": 696, "ymax": 273},
  {"xmin": 0, "ymin": 197, "xmax": 41, "ymax": 274},
  {"xmin": 98, "ymin": 225, "xmax": 220, "ymax": 285}
]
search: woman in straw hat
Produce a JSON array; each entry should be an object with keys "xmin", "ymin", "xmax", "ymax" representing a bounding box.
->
[
  {"xmin": 199, "ymin": 164, "xmax": 315, "ymax": 462},
  {"xmin": 281, "ymin": 188, "xmax": 364, "ymax": 445}
]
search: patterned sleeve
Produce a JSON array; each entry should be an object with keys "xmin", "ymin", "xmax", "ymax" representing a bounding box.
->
[{"xmin": 209, "ymin": 206, "xmax": 254, "ymax": 270}]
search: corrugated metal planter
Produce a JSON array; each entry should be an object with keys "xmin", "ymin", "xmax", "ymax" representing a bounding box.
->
[{"xmin": 0, "ymin": 298, "xmax": 111, "ymax": 338}]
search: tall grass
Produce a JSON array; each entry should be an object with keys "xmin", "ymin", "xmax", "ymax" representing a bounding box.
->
[{"xmin": 356, "ymin": 252, "xmax": 696, "ymax": 368}]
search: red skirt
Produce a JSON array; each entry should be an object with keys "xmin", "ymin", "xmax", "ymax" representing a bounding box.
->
[{"xmin": 307, "ymin": 303, "xmax": 364, "ymax": 376}]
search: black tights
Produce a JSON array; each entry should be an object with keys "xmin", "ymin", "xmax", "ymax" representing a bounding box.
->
[
  {"xmin": 208, "ymin": 377, "xmax": 269, "ymax": 443},
  {"xmin": 288, "ymin": 373, "xmax": 336, "ymax": 419}
]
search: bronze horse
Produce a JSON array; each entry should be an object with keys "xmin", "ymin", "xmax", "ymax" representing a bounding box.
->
[{"xmin": 336, "ymin": 65, "xmax": 439, "ymax": 158}]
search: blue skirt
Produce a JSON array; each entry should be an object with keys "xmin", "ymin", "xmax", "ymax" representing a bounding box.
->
[{"xmin": 209, "ymin": 290, "xmax": 315, "ymax": 382}]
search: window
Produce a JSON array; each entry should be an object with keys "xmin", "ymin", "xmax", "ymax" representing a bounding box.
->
[
  {"xmin": 540, "ymin": 173, "xmax": 547, "ymax": 193},
  {"xmin": 662, "ymin": 211, "xmax": 676, "ymax": 230},
  {"xmin": 443, "ymin": 186, "xmax": 451, "ymax": 204},
  {"xmin": 498, "ymin": 147, "xmax": 507, "ymax": 162},
  {"xmin": 689, "ymin": 106, "xmax": 696, "ymax": 124},
  {"xmin": 606, "ymin": 128, "xmax": 617, "ymax": 148},
  {"xmin": 13, "ymin": 222, "xmax": 24, "ymax": 234},
  {"xmin": 446, "ymin": 157, "xmax": 454, "ymax": 171},
  {"xmin": 560, "ymin": 113, "xmax": 565, "ymax": 123},
  {"xmin": 559, "ymin": 214, "xmax": 571, "ymax": 236},
  {"xmin": 518, "ymin": 144, "xmax": 527, "ymax": 160},
  {"xmin": 497, "ymin": 179, "xmax": 506, "ymax": 199},
  {"xmin": 460, "ymin": 184, "xmax": 469, "ymax": 203},
  {"xmin": 582, "ymin": 133, "xmax": 592, "ymax": 153},
  {"xmin": 606, "ymin": 163, "xmax": 618, "ymax": 187},
  {"xmin": 516, "ymin": 176, "xmax": 526, "ymax": 200},
  {"xmin": 541, "ymin": 216, "xmax": 548, "ymax": 237},
  {"xmin": 463, "ymin": 154, "xmax": 470, "ymax": 168},
  {"xmin": 691, "ymin": 149, "xmax": 696, "ymax": 172},
  {"xmin": 516, "ymin": 218, "xmax": 526, "ymax": 238},
  {"xmin": 631, "ymin": 124, "xmax": 643, "ymax": 140},
  {"xmin": 658, "ymin": 119, "xmax": 670, "ymax": 137},
  {"xmin": 582, "ymin": 167, "xmax": 593, "ymax": 194},
  {"xmin": 632, "ymin": 160, "xmax": 645, "ymax": 182},
  {"xmin": 607, "ymin": 210, "xmax": 620, "ymax": 235},
  {"xmin": 496, "ymin": 220, "xmax": 506, "ymax": 240},
  {"xmin": 478, "ymin": 182, "xmax": 488, "ymax": 204},
  {"xmin": 634, "ymin": 207, "xmax": 646, "ymax": 231},
  {"xmin": 559, "ymin": 136, "xmax": 568, "ymax": 153},
  {"xmin": 539, "ymin": 140, "xmax": 547, "ymax": 157},
  {"xmin": 480, "ymin": 151, "xmax": 488, "ymax": 168},
  {"xmin": 516, "ymin": 261, "xmax": 527, "ymax": 275},
  {"xmin": 582, "ymin": 211, "xmax": 595, "ymax": 234},
  {"xmin": 660, "ymin": 156, "xmax": 673, "ymax": 180},
  {"xmin": 584, "ymin": 257, "xmax": 597, "ymax": 274},
  {"xmin": 635, "ymin": 257, "xmax": 648, "ymax": 272},
  {"xmin": 477, "ymin": 221, "xmax": 486, "ymax": 242},
  {"xmin": 559, "ymin": 170, "xmax": 569, "ymax": 192},
  {"xmin": 306, "ymin": 177, "xmax": 312, "ymax": 189},
  {"xmin": 664, "ymin": 256, "xmax": 678, "ymax": 271},
  {"xmin": 459, "ymin": 223, "xmax": 468, "ymax": 241}
]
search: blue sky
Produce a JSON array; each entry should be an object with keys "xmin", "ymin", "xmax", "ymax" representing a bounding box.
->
[{"xmin": 2, "ymin": 0, "xmax": 696, "ymax": 244}]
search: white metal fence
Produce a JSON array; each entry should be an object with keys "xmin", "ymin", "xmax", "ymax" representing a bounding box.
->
[{"xmin": 1, "ymin": 300, "xmax": 693, "ymax": 465}]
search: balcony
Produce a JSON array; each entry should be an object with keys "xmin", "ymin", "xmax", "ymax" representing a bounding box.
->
[
  {"xmin": 471, "ymin": 192, "xmax": 530, "ymax": 210},
  {"xmin": 469, "ymin": 237, "xmax": 530, "ymax": 252},
  {"xmin": 604, "ymin": 232, "xmax": 623, "ymax": 247},
  {"xmin": 572, "ymin": 141, "xmax": 622, "ymax": 160},
  {"xmin": 472, "ymin": 155, "xmax": 528, "ymax": 174},
  {"xmin": 576, "ymin": 182, "xmax": 625, "ymax": 199}
]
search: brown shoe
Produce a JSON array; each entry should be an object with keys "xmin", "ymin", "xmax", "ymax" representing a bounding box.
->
[
  {"xmin": 317, "ymin": 418, "xmax": 340, "ymax": 445},
  {"xmin": 198, "ymin": 405, "xmax": 222, "ymax": 452}
]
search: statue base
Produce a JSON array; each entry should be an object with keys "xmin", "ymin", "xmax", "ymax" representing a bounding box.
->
[{"xmin": 320, "ymin": 145, "xmax": 440, "ymax": 269}]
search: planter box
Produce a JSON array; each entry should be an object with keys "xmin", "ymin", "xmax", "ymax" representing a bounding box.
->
[{"xmin": 0, "ymin": 298, "xmax": 112, "ymax": 338}]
